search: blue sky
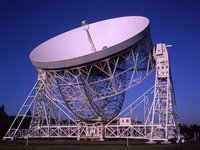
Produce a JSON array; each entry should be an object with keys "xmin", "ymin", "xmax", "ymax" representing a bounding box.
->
[{"xmin": 0, "ymin": 0, "xmax": 199, "ymax": 125}]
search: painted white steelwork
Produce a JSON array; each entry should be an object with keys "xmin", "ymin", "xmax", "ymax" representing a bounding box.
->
[
  {"xmin": 27, "ymin": 16, "xmax": 153, "ymax": 124},
  {"xmin": 82, "ymin": 20, "xmax": 97, "ymax": 53},
  {"xmin": 3, "ymin": 44, "xmax": 179, "ymax": 143},
  {"xmin": 3, "ymin": 16, "xmax": 180, "ymax": 143},
  {"xmin": 54, "ymin": 34, "xmax": 153, "ymax": 122},
  {"xmin": 104, "ymin": 44, "xmax": 180, "ymax": 144}
]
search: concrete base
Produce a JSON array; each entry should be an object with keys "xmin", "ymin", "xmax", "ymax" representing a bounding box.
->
[
  {"xmin": 146, "ymin": 140, "xmax": 157, "ymax": 144},
  {"xmin": 161, "ymin": 140, "xmax": 171, "ymax": 144},
  {"xmin": 99, "ymin": 138, "xmax": 105, "ymax": 141}
]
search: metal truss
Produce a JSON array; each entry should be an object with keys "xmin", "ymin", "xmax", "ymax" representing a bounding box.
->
[
  {"xmin": 146, "ymin": 44, "xmax": 180, "ymax": 143},
  {"xmin": 105, "ymin": 86, "xmax": 155, "ymax": 139},
  {"xmin": 77, "ymin": 121, "xmax": 104, "ymax": 140},
  {"xmin": 48, "ymin": 34, "xmax": 154, "ymax": 122},
  {"xmin": 105, "ymin": 44, "xmax": 180, "ymax": 143},
  {"xmin": 3, "ymin": 43, "xmax": 180, "ymax": 143},
  {"xmin": 3, "ymin": 71, "xmax": 79, "ymax": 140}
]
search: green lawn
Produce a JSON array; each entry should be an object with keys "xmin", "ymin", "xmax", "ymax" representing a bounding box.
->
[{"xmin": 1, "ymin": 140, "xmax": 200, "ymax": 150}]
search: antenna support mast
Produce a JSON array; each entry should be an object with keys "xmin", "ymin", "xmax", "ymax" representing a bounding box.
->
[{"xmin": 82, "ymin": 20, "xmax": 97, "ymax": 52}]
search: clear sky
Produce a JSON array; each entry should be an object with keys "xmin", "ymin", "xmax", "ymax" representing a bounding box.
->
[{"xmin": 0, "ymin": 0, "xmax": 199, "ymax": 125}]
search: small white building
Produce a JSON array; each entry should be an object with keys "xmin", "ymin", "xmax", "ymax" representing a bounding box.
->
[{"xmin": 119, "ymin": 117, "xmax": 131, "ymax": 126}]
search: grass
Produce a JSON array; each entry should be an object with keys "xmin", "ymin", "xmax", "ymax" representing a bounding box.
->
[{"xmin": 0, "ymin": 139, "xmax": 200, "ymax": 150}]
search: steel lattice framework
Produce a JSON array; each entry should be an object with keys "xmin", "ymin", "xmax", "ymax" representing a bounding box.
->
[
  {"xmin": 104, "ymin": 44, "xmax": 180, "ymax": 144},
  {"xmin": 48, "ymin": 34, "xmax": 154, "ymax": 122},
  {"xmin": 3, "ymin": 43, "xmax": 180, "ymax": 144}
]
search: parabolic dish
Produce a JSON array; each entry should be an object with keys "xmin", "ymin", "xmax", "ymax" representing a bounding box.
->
[{"xmin": 30, "ymin": 16, "xmax": 150, "ymax": 69}]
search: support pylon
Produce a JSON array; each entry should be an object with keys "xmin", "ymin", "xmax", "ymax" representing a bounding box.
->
[
  {"xmin": 147, "ymin": 44, "xmax": 180, "ymax": 143},
  {"xmin": 3, "ymin": 43, "xmax": 180, "ymax": 143},
  {"xmin": 3, "ymin": 70, "xmax": 78, "ymax": 140}
]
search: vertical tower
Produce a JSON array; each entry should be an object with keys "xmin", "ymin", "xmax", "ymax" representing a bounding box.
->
[{"xmin": 148, "ymin": 43, "xmax": 179, "ymax": 143}]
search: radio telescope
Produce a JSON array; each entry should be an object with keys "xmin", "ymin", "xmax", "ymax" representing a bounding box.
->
[{"xmin": 4, "ymin": 16, "xmax": 180, "ymax": 144}]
